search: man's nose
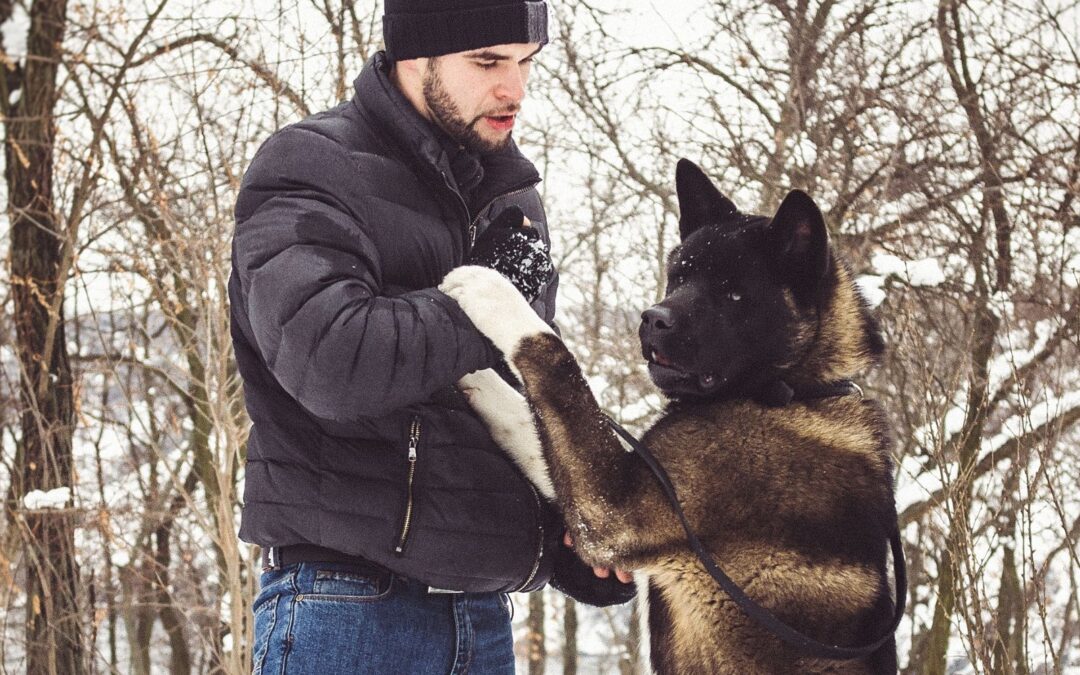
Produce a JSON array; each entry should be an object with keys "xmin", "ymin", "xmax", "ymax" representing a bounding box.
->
[{"xmin": 495, "ymin": 67, "xmax": 526, "ymax": 103}]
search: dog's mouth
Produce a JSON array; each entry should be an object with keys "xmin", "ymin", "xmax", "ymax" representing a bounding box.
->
[
  {"xmin": 650, "ymin": 348, "xmax": 675, "ymax": 368},
  {"xmin": 646, "ymin": 348, "xmax": 724, "ymax": 394}
]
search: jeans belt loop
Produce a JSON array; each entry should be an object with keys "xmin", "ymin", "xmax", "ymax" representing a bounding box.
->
[{"xmin": 261, "ymin": 546, "xmax": 277, "ymax": 571}]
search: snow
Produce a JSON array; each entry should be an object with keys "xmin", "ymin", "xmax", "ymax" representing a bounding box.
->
[
  {"xmin": 856, "ymin": 274, "xmax": 887, "ymax": 308},
  {"xmin": 859, "ymin": 255, "xmax": 946, "ymax": 306},
  {"xmin": 871, "ymin": 253, "xmax": 946, "ymax": 287},
  {"xmin": 989, "ymin": 319, "xmax": 1057, "ymax": 390},
  {"xmin": 943, "ymin": 407, "xmax": 967, "ymax": 437},
  {"xmin": 989, "ymin": 389, "xmax": 1080, "ymax": 453},
  {"xmin": 112, "ymin": 548, "xmax": 131, "ymax": 568},
  {"xmin": 895, "ymin": 453, "xmax": 958, "ymax": 514},
  {"xmin": 911, "ymin": 394, "xmax": 969, "ymax": 452},
  {"xmin": 0, "ymin": 3, "xmax": 30, "ymax": 61},
  {"xmin": 1065, "ymin": 227, "xmax": 1080, "ymax": 288},
  {"xmin": 988, "ymin": 290, "xmax": 1015, "ymax": 320},
  {"xmin": 617, "ymin": 393, "xmax": 663, "ymax": 424},
  {"xmin": 22, "ymin": 486, "xmax": 72, "ymax": 510}
]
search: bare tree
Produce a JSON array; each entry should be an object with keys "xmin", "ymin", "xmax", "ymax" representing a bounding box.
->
[{"xmin": 2, "ymin": 0, "xmax": 86, "ymax": 669}]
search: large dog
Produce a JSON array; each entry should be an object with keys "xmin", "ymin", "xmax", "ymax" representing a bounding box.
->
[{"xmin": 440, "ymin": 160, "xmax": 900, "ymax": 674}]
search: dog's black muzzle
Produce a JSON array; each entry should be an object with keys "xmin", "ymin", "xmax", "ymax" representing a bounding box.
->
[
  {"xmin": 639, "ymin": 303, "xmax": 726, "ymax": 397},
  {"xmin": 641, "ymin": 304, "xmax": 677, "ymax": 333}
]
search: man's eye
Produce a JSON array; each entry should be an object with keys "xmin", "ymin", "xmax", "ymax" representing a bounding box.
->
[{"xmin": 477, "ymin": 61, "xmax": 498, "ymax": 70}]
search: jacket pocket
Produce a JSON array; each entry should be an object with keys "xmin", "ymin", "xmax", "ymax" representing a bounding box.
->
[{"xmin": 393, "ymin": 415, "xmax": 421, "ymax": 555}]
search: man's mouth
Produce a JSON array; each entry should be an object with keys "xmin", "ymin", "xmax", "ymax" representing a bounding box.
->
[{"xmin": 484, "ymin": 114, "xmax": 516, "ymax": 131}]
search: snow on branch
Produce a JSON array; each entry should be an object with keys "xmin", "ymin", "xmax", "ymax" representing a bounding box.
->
[{"xmin": 22, "ymin": 486, "xmax": 73, "ymax": 510}]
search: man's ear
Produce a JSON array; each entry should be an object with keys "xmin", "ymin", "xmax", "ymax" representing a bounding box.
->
[
  {"xmin": 675, "ymin": 159, "xmax": 739, "ymax": 241},
  {"xmin": 765, "ymin": 189, "xmax": 830, "ymax": 302},
  {"xmin": 391, "ymin": 57, "xmax": 426, "ymax": 87}
]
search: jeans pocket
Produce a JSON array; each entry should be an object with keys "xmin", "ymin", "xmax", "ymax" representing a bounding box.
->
[
  {"xmin": 304, "ymin": 566, "xmax": 393, "ymax": 604},
  {"xmin": 251, "ymin": 594, "xmax": 278, "ymax": 675}
]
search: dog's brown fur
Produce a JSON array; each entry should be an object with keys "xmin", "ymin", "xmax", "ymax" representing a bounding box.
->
[
  {"xmin": 442, "ymin": 164, "xmax": 900, "ymax": 673},
  {"xmin": 506, "ymin": 258, "xmax": 897, "ymax": 674}
]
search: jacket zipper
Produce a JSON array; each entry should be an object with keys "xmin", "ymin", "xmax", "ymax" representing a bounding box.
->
[
  {"xmin": 440, "ymin": 171, "xmax": 473, "ymax": 256},
  {"xmin": 394, "ymin": 415, "xmax": 422, "ymax": 554},
  {"xmin": 513, "ymin": 481, "xmax": 546, "ymax": 592},
  {"xmin": 440, "ymin": 170, "xmax": 540, "ymax": 255},
  {"xmin": 467, "ymin": 183, "xmax": 539, "ymax": 249}
]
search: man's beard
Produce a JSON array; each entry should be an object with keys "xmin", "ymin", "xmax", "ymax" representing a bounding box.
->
[{"xmin": 423, "ymin": 60, "xmax": 516, "ymax": 154}]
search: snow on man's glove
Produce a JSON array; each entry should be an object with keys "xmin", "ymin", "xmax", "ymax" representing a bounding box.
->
[{"xmin": 467, "ymin": 206, "xmax": 554, "ymax": 303}]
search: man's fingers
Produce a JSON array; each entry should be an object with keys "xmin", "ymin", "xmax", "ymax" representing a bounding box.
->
[{"xmin": 565, "ymin": 531, "xmax": 631, "ymax": 583}]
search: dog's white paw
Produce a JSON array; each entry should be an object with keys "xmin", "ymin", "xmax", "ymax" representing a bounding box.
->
[
  {"xmin": 440, "ymin": 266, "xmax": 553, "ymax": 356},
  {"xmin": 458, "ymin": 368, "xmax": 555, "ymax": 500}
]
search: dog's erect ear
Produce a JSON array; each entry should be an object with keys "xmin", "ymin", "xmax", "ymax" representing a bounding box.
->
[
  {"xmin": 676, "ymin": 159, "xmax": 739, "ymax": 241},
  {"xmin": 766, "ymin": 190, "xmax": 830, "ymax": 300}
]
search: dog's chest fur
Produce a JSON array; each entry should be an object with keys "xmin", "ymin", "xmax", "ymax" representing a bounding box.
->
[{"xmin": 639, "ymin": 397, "xmax": 896, "ymax": 674}]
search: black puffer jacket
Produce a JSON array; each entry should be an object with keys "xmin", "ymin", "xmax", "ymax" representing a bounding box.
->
[{"xmin": 230, "ymin": 53, "xmax": 632, "ymax": 603}]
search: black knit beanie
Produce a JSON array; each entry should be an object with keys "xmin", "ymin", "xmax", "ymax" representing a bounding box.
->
[{"xmin": 383, "ymin": 0, "xmax": 548, "ymax": 62}]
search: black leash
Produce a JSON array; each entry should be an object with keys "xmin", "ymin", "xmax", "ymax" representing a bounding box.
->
[{"xmin": 604, "ymin": 397, "xmax": 907, "ymax": 661}]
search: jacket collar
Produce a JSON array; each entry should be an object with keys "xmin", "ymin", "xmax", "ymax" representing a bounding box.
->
[{"xmin": 352, "ymin": 52, "xmax": 541, "ymax": 211}]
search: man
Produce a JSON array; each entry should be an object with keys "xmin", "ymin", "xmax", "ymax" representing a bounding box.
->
[{"xmin": 228, "ymin": 0, "xmax": 634, "ymax": 672}]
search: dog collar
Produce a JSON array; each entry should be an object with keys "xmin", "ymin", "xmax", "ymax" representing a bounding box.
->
[{"xmin": 756, "ymin": 379, "xmax": 863, "ymax": 407}]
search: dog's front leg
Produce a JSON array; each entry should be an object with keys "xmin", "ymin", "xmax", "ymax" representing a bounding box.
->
[
  {"xmin": 457, "ymin": 368, "xmax": 555, "ymax": 501},
  {"xmin": 442, "ymin": 267, "xmax": 679, "ymax": 569}
]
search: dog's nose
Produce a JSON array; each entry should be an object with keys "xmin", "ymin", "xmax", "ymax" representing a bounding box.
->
[{"xmin": 641, "ymin": 306, "xmax": 676, "ymax": 331}]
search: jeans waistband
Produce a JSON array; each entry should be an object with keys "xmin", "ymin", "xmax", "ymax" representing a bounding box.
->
[
  {"xmin": 261, "ymin": 544, "xmax": 465, "ymax": 594},
  {"xmin": 262, "ymin": 543, "xmax": 386, "ymax": 571}
]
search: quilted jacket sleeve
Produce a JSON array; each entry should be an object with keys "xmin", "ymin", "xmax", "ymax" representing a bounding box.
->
[{"xmin": 232, "ymin": 127, "xmax": 496, "ymax": 424}]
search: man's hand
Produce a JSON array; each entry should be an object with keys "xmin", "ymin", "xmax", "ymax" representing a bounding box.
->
[
  {"xmin": 564, "ymin": 531, "xmax": 633, "ymax": 584},
  {"xmin": 467, "ymin": 206, "xmax": 554, "ymax": 303}
]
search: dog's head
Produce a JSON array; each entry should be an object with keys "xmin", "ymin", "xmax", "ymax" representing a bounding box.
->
[{"xmin": 640, "ymin": 159, "xmax": 884, "ymax": 401}]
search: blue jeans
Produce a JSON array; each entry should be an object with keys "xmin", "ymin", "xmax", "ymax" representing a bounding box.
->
[{"xmin": 251, "ymin": 562, "xmax": 515, "ymax": 674}]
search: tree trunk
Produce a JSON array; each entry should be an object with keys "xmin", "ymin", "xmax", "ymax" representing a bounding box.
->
[
  {"xmin": 921, "ymin": 306, "xmax": 999, "ymax": 675},
  {"xmin": 562, "ymin": 596, "xmax": 577, "ymax": 675},
  {"xmin": 527, "ymin": 590, "xmax": 546, "ymax": 675},
  {"xmin": 991, "ymin": 471, "xmax": 1028, "ymax": 675},
  {"xmin": 624, "ymin": 596, "xmax": 642, "ymax": 675},
  {"xmin": 921, "ymin": 3, "xmax": 1018, "ymax": 671},
  {"xmin": 3, "ymin": 0, "xmax": 85, "ymax": 671},
  {"xmin": 119, "ymin": 564, "xmax": 153, "ymax": 675},
  {"xmin": 154, "ymin": 524, "xmax": 193, "ymax": 675}
]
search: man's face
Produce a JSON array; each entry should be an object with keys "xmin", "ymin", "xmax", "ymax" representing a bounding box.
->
[{"xmin": 421, "ymin": 43, "xmax": 541, "ymax": 153}]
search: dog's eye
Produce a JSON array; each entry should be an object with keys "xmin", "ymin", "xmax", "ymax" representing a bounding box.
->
[{"xmin": 727, "ymin": 291, "xmax": 742, "ymax": 302}]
